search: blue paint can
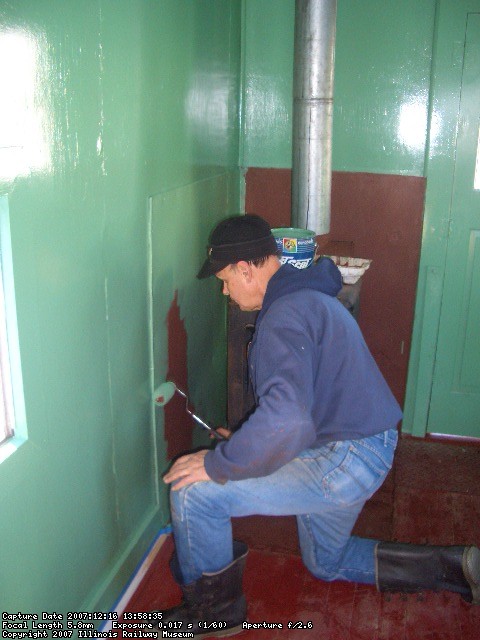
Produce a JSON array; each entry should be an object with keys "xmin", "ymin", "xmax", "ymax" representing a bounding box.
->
[{"xmin": 272, "ymin": 227, "xmax": 316, "ymax": 269}]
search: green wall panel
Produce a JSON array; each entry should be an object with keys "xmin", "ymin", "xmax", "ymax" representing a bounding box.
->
[
  {"xmin": 242, "ymin": 0, "xmax": 436, "ymax": 176},
  {"xmin": 0, "ymin": 0, "xmax": 241, "ymax": 617},
  {"xmin": 150, "ymin": 173, "xmax": 240, "ymax": 449}
]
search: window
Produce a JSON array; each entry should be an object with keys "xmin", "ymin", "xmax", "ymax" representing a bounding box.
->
[
  {"xmin": 0, "ymin": 195, "xmax": 26, "ymax": 461},
  {"xmin": 0, "ymin": 257, "xmax": 15, "ymax": 443}
]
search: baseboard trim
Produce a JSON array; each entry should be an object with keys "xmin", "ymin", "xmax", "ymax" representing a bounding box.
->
[{"xmin": 98, "ymin": 525, "xmax": 171, "ymax": 633}]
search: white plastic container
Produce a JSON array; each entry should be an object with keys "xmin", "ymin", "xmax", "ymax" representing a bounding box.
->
[{"xmin": 326, "ymin": 256, "xmax": 372, "ymax": 284}]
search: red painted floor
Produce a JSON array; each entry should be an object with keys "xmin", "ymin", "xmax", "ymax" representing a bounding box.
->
[{"xmin": 122, "ymin": 436, "xmax": 480, "ymax": 639}]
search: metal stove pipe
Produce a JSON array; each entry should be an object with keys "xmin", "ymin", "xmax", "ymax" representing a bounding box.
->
[{"xmin": 291, "ymin": 0, "xmax": 337, "ymax": 234}]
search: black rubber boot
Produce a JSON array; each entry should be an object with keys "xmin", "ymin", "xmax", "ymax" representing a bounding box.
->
[
  {"xmin": 154, "ymin": 541, "xmax": 248, "ymax": 638},
  {"xmin": 376, "ymin": 542, "xmax": 480, "ymax": 603}
]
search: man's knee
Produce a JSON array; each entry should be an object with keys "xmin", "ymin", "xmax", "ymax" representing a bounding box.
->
[
  {"xmin": 303, "ymin": 557, "xmax": 340, "ymax": 582},
  {"xmin": 169, "ymin": 481, "xmax": 216, "ymax": 520},
  {"xmin": 300, "ymin": 544, "xmax": 343, "ymax": 582}
]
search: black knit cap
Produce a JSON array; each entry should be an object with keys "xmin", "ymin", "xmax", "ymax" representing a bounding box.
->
[{"xmin": 197, "ymin": 214, "xmax": 278, "ymax": 279}]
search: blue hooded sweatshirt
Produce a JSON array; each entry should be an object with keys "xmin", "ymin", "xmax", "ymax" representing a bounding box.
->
[{"xmin": 204, "ymin": 259, "xmax": 403, "ymax": 484}]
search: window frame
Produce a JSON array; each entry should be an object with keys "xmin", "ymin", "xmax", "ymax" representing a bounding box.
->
[{"xmin": 0, "ymin": 194, "xmax": 27, "ymax": 463}]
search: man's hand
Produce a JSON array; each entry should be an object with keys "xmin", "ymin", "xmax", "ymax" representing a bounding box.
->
[
  {"xmin": 210, "ymin": 427, "xmax": 232, "ymax": 440},
  {"xmin": 163, "ymin": 450, "xmax": 210, "ymax": 491}
]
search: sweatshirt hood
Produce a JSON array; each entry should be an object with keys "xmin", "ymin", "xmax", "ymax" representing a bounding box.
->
[{"xmin": 259, "ymin": 258, "xmax": 342, "ymax": 319}]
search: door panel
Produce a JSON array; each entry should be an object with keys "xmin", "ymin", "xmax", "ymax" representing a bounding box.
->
[{"xmin": 428, "ymin": 13, "xmax": 480, "ymax": 437}]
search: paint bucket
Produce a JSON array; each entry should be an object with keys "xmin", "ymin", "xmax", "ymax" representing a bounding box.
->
[{"xmin": 272, "ymin": 227, "xmax": 316, "ymax": 269}]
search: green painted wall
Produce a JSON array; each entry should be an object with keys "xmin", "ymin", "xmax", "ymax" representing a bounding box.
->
[
  {"xmin": 0, "ymin": 0, "xmax": 241, "ymax": 617},
  {"xmin": 242, "ymin": 0, "xmax": 436, "ymax": 176}
]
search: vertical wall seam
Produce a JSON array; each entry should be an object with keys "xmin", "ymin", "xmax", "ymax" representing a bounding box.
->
[
  {"xmin": 103, "ymin": 274, "xmax": 120, "ymax": 527},
  {"xmin": 422, "ymin": 0, "xmax": 440, "ymax": 177},
  {"xmin": 238, "ymin": 0, "xmax": 247, "ymax": 171},
  {"xmin": 147, "ymin": 196, "xmax": 160, "ymax": 505},
  {"xmin": 97, "ymin": 0, "xmax": 120, "ymax": 534}
]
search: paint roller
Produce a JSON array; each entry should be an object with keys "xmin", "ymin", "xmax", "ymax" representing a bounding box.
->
[{"xmin": 153, "ymin": 381, "xmax": 227, "ymax": 440}]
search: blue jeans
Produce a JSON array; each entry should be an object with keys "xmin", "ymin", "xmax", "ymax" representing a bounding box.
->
[{"xmin": 170, "ymin": 429, "xmax": 398, "ymax": 585}]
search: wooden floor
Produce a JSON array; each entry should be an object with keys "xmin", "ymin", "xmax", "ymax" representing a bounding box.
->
[{"xmin": 121, "ymin": 436, "xmax": 480, "ymax": 639}]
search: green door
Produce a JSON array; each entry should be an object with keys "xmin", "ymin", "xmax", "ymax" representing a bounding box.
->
[{"xmin": 427, "ymin": 12, "xmax": 480, "ymax": 437}]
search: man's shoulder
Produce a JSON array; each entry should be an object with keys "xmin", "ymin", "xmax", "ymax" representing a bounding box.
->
[
  {"xmin": 266, "ymin": 286, "xmax": 340, "ymax": 311},
  {"xmin": 261, "ymin": 289, "xmax": 342, "ymax": 331}
]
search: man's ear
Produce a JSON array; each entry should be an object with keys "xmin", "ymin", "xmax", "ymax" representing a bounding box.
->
[{"xmin": 236, "ymin": 260, "xmax": 253, "ymax": 282}]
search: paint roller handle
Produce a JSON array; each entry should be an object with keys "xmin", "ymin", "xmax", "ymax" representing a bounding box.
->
[{"xmin": 189, "ymin": 412, "xmax": 228, "ymax": 441}]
